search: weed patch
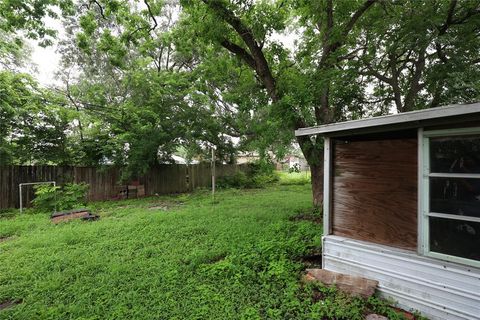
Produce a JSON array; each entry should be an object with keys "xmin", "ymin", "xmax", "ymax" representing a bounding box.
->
[
  {"xmin": 0, "ymin": 185, "xmax": 425, "ymax": 319},
  {"xmin": 278, "ymin": 171, "xmax": 311, "ymax": 186}
]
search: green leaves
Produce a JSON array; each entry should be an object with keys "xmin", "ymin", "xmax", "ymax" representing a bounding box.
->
[
  {"xmin": 0, "ymin": 0, "xmax": 74, "ymax": 44},
  {"xmin": 31, "ymin": 182, "xmax": 89, "ymax": 213},
  {"xmin": 98, "ymin": 30, "xmax": 126, "ymax": 67},
  {"xmin": 0, "ymin": 70, "xmax": 74, "ymax": 165},
  {"xmin": 79, "ymin": 12, "xmax": 97, "ymax": 36},
  {"xmin": 75, "ymin": 32, "xmax": 91, "ymax": 53},
  {"xmin": 2, "ymin": 0, "xmax": 479, "ymax": 178}
]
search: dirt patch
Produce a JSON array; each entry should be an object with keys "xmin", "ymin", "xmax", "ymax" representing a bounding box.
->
[
  {"xmin": 148, "ymin": 201, "xmax": 183, "ymax": 211},
  {"xmin": 148, "ymin": 205, "xmax": 169, "ymax": 211},
  {"xmin": 300, "ymin": 254, "xmax": 323, "ymax": 268},
  {"xmin": 290, "ymin": 213, "xmax": 322, "ymax": 224},
  {"xmin": 290, "ymin": 208, "xmax": 322, "ymax": 224},
  {"xmin": 0, "ymin": 236, "xmax": 15, "ymax": 243},
  {"xmin": 311, "ymin": 289, "xmax": 325, "ymax": 303},
  {"xmin": 205, "ymin": 253, "xmax": 227, "ymax": 264},
  {"xmin": 0, "ymin": 300, "xmax": 21, "ymax": 311},
  {"xmin": 391, "ymin": 307, "xmax": 416, "ymax": 320}
]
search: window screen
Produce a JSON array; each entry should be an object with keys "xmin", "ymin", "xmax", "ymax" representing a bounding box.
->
[{"xmin": 425, "ymin": 133, "xmax": 480, "ymax": 265}]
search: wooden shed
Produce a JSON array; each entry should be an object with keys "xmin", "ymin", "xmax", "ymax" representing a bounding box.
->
[{"xmin": 296, "ymin": 103, "xmax": 480, "ymax": 320}]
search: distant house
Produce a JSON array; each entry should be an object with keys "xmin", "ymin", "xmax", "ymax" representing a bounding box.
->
[
  {"xmin": 282, "ymin": 154, "xmax": 309, "ymax": 171},
  {"xmin": 157, "ymin": 154, "xmax": 199, "ymax": 165},
  {"xmin": 236, "ymin": 152, "xmax": 260, "ymax": 164},
  {"xmin": 296, "ymin": 103, "xmax": 480, "ymax": 320},
  {"xmin": 170, "ymin": 155, "xmax": 199, "ymax": 165},
  {"xmin": 236, "ymin": 151, "xmax": 309, "ymax": 171}
]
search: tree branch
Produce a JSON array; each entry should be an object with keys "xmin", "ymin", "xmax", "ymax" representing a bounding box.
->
[
  {"xmin": 202, "ymin": 0, "xmax": 278, "ymax": 101},
  {"xmin": 80, "ymin": 1, "xmax": 106, "ymax": 19},
  {"xmin": 435, "ymin": 42, "xmax": 449, "ymax": 63},
  {"xmin": 361, "ymin": 63, "xmax": 394, "ymax": 85},
  {"xmin": 220, "ymin": 40, "xmax": 256, "ymax": 69},
  {"xmin": 326, "ymin": 0, "xmax": 334, "ymax": 42},
  {"xmin": 438, "ymin": 0, "xmax": 457, "ymax": 35},
  {"xmin": 143, "ymin": 0, "xmax": 158, "ymax": 32},
  {"xmin": 343, "ymin": 0, "xmax": 376, "ymax": 39},
  {"xmin": 403, "ymin": 47, "xmax": 427, "ymax": 111},
  {"xmin": 321, "ymin": 0, "xmax": 376, "ymax": 63}
]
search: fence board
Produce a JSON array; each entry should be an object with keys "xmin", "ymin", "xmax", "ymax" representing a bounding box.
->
[{"xmin": 0, "ymin": 163, "xmax": 248, "ymax": 209}]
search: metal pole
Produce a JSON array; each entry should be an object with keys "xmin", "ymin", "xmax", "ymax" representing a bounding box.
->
[
  {"xmin": 18, "ymin": 181, "xmax": 57, "ymax": 213},
  {"xmin": 211, "ymin": 147, "xmax": 215, "ymax": 202},
  {"xmin": 19, "ymin": 184, "xmax": 23, "ymax": 214},
  {"xmin": 53, "ymin": 181, "xmax": 57, "ymax": 214}
]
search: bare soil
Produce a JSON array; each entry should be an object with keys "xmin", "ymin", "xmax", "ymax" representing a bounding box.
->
[{"xmin": 0, "ymin": 300, "xmax": 21, "ymax": 311}]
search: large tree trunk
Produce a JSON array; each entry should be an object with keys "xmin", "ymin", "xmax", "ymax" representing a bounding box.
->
[
  {"xmin": 202, "ymin": 0, "xmax": 376, "ymax": 208},
  {"xmin": 297, "ymin": 135, "xmax": 324, "ymax": 208},
  {"xmin": 310, "ymin": 162, "xmax": 324, "ymax": 208}
]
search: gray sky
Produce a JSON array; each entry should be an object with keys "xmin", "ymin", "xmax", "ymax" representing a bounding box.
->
[
  {"xmin": 30, "ymin": 41, "xmax": 61, "ymax": 86},
  {"xmin": 27, "ymin": 16, "xmax": 63, "ymax": 86},
  {"xmin": 28, "ymin": 13, "xmax": 298, "ymax": 87}
]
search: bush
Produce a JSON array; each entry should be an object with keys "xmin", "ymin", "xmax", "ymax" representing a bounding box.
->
[
  {"xmin": 32, "ymin": 183, "xmax": 89, "ymax": 212},
  {"xmin": 252, "ymin": 172, "xmax": 279, "ymax": 187},
  {"xmin": 217, "ymin": 161, "xmax": 279, "ymax": 189},
  {"xmin": 217, "ymin": 171, "xmax": 249, "ymax": 189},
  {"xmin": 61, "ymin": 183, "xmax": 90, "ymax": 209},
  {"xmin": 31, "ymin": 184, "xmax": 60, "ymax": 212},
  {"xmin": 288, "ymin": 163, "xmax": 301, "ymax": 173}
]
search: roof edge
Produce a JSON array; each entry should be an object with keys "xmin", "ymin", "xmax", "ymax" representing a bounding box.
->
[{"xmin": 295, "ymin": 103, "xmax": 480, "ymax": 137}]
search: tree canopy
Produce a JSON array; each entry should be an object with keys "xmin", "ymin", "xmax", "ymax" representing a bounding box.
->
[{"xmin": 0, "ymin": 0, "xmax": 479, "ymax": 202}]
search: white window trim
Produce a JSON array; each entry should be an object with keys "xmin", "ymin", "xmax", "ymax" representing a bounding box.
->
[{"xmin": 420, "ymin": 127, "xmax": 480, "ymax": 269}]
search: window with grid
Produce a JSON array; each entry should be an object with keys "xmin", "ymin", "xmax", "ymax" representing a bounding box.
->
[{"xmin": 422, "ymin": 128, "xmax": 480, "ymax": 267}]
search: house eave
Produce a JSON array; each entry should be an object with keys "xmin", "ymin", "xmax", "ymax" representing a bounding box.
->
[{"xmin": 295, "ymin": 102, "xmax": 480, "ymax": 137}]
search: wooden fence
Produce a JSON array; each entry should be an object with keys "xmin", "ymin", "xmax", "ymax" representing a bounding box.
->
[{"xmin": 0, "ymin": 164, "xmax": 247, "ymax": 209}]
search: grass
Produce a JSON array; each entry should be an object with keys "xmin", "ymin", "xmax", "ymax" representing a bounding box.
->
[
  {"xmin": 0, "ymin": 184, "xmax": 416, "ymax": 319},
  {"xmin": 277, "ymin": 171, "xmax": 311, "ymax": 186}
]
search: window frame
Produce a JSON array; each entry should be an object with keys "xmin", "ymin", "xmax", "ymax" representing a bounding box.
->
[{"xmin": 420, "ymin": 127, "xmax": 480, "ymax": 268}]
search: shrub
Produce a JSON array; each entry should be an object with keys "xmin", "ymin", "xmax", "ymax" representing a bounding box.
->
[
  {"xmin": 217, "ymin": 161, "xmax": 279, "ymax": 189},
  {"xmin": 32, "ymin": 183, "xmax": 89, "ymax": 212},
  {"xmin": 60, "ymin": 183, "xmax": 90, "ymax": 209},
  {"xmin": 31, "ymin": 184, "xmax": 60, "ymax": 212},
  {"xmin": 217, "ymin": 171, "xmax": 249, "ymax": 189},
  {"xmin": 288, "ymin": 163, "xmax": 301, "ymax": 173},
  {"xmin": 252, "ymin": 172, "xmax": 279, "ymax": 187}
]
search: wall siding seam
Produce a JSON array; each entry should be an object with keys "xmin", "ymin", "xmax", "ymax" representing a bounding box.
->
[
  {"xmin": 324, "ymin": 253, "xmax": 480, "ymax": 300},
  {"xmin": 326, "ymin": 237, "xmax": 478, "ymax": 277},
  {"xmin": 377, "ymin": 287, "xmax": 477, "ymax": 320},
  {"xmin": 324, "ymin": 237, "xmax": 480, "ymax": 320}
]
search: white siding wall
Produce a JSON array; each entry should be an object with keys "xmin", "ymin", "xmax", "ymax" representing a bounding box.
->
[{"xmin": 323, "ymin": 235, "xmax": 480, "ymax": 320}]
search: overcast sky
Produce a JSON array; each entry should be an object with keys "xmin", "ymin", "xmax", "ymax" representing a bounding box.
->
[
  {"xmin": 29, "ymin": 41, "xmax": 61, "ymax": 86},
  {"xmin": 27, "ymin": 12, "xmax": 298, "ymax": 87},
  {"xmin": 24, "ymin": 15, "xmax": 63, "ymax": 87}
]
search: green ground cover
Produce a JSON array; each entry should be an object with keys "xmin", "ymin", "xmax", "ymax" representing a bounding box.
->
[
  {"xmin": 0, "ymin": 177, "xmax": 415, "ymax": 319},
  {"xmin": 277, "ymin": 171, "xmax": 311, "ymax": 186}
]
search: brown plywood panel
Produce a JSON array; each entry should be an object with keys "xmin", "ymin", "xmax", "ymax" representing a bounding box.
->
[{"xmin": 332, "ymin": 138, "xmax": 418, "ymax": 250}]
